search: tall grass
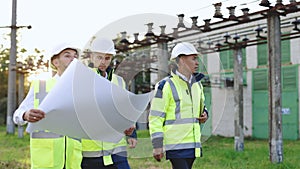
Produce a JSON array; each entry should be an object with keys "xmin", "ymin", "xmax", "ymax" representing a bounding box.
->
[
  {"xmin": 127, "ymin": 130, "xmax": 300, "ymax": 169},
  {"xmin": 0, "ymin": 127, "xmax": 299, "ymax": 169},
  {"xmin": 0, "ymin": 126, "xmax": 30, "ymax": 168}
]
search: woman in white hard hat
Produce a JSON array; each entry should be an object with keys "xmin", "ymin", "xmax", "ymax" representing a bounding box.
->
[
  {"xmin": 13, "ymin": 43, "xmax": 82, "ymax": 169},
  {"xmin": 81, "ymin": 37, "xmax": 137, "ymax": 169},
  {"xmin": 149, "ymin": 42, "xmax": 208, "ymax": 169}
]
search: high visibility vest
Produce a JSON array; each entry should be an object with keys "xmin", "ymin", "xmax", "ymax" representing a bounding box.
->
[
  {"xmin": 149, "ymin": 72, "xmax": 205, "ymax": 157},
  {"xmin": 82, "ymin": 69, "xmax": 127, "ymax": 166},
  {"xmin": 31, "ymin": 78, "xmax": 82, "ymax": 169}
]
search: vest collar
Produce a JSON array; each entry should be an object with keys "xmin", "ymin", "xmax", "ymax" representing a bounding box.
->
[
  {"xmin": 171, "ymin": 69, "xmax": 205, "ymax": 84},
  {"xmin": 175, "ymin": 70, "xmax": 192, "ymax": 84}
]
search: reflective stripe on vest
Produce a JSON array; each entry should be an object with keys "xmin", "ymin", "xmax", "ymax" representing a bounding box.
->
[
  {"xmin": 35, "ymin": 80, "xmax": 48, "ymax": 104},
  {"xmin": 83, "ymin": 146, "xmax": 127, "ymax": 157},
  {"xmin": 104, "ymin": 146, "xmax": 127, "ymax": 155},
  {"xmin": 151, "ymin": 110, "xmax": 166, "ymax": 118},
  {"xmin": 31, "ymin": 130, "xmax": 64, "ymax": 138},
  {"xmin": 165, "ymin": 142, "xmax": 202, "ymax": 150},
  {"xmin": 151, "ymin": 132, "xmax": 163, "ymax": 139},
  {"xmin": 164, "ymin": 118, "xmax": 199, "ymax": 125},
  {"xmin": 166, "ymin": 78, "xmax": 181, "ymax": 119},
  {"xmin": 33, "ymin": 79, "xmax": 54, "ymax": 109}
]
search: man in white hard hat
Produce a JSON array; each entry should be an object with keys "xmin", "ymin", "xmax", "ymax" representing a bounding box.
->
[
  {"xmin": 149, "ymin": 42, "xmax": 208, "ymax": 169},
  {"xmin": 81, "ymin": 37, "xmax": 137, "ymax": 169},
  {"xmin": 13, "ymin": 43, "xmax": 82, "ymax": 169}
]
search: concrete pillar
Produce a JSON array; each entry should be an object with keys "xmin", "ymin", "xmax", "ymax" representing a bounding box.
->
[
  {"xmin": 157, "ymin": 42, "xmax": 169, "ymax": 80},
  {"xmin": 267, "ymin": 10, "xmax": 283, "ymax": 163},
  {"xmin": 233, "ymin": 47, "xmax": 244, "ymax": 151},
  {"xmin": 7, "ymin": 0, "xmax": 17, "ymax": 134}
]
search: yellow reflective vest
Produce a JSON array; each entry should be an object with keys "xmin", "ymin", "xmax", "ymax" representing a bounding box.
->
[
  {"xmin": 31, "ymin": 78, "xmax": 82, "ymax": 169},
  {"xmin": 149, "ymin": 71, "xmax": 205, "ymax": 157},
  {"xmin": 82, "ymin": 69, "xmax": 127, "ymax": 166}
]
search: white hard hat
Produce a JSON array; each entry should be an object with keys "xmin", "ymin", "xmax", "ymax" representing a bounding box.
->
[
  {"xmin": 170, "ymin": 42, "xmax": 198, "ymax": 60},
  {"xmin": 90, "ymin": 38, "xmax": 116, "ymax": 55},
  {"xmin": 50, "ymin": 42, "xmax": 79, "ymax": 59},
  {"xmin": 50, "ymin": 42, "xmax": 79, "ymax": 70}
]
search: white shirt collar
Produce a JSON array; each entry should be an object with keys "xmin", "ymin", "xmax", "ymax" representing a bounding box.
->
[
  {"xmin": 103, "ymin": 71, "xmax": 108, "ymax": 79},
  {"xmin": 175, "ymin": 70, "xmax": 193, "ymax": 84}
]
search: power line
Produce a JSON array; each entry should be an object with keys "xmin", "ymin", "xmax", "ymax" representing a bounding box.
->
[
  {"xmin": 187, "ymin": 0, "xmax": 264, "ymax": 16},
  {"xmin": 189, "ymin": 0, "xmax": 231, "ymax": 14},
  {"xmin": 240, "ymin": 0, "xmax": 259, "ymax": 6}
]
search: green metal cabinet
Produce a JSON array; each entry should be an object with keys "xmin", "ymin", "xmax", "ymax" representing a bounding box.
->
[
  {"xmin": 252, "ymin": 66, "xmax": 299, "ymax": 140},
  {"xmin": 201, "ymin": 86, "xmax": 212, "ymax": 137}
]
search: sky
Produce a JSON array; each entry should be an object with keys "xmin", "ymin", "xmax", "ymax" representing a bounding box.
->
[{"xmin": 0, "ymin": 0, "xmax": 273, "ymax": 57}]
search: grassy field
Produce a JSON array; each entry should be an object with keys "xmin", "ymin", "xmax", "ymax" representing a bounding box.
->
[{"xmin": 0, "ymin": 126, "xmax": 299, "ymax": 169}]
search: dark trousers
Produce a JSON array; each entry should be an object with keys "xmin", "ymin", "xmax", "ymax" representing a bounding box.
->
[
  {"xmin": 169, "ymin": 158, "xmax": 195, "ymax": 169},
  {"xmin": 81, "ymin": 157, "xmax": 130, "ymax": 169},
  {"xmin": 81, "ymin": 157, "xmax": 117, "ymax": 169}
]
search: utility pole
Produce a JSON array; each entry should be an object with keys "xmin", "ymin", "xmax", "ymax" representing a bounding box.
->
[
  {"xmin": 17, "ymin": 71, "xmax": 24, "ymax": 138},
  {"xmin": 6, "ymin": 0, "xmax": 17, "ymax": 134},
  {"xmin": 267, "ymin": 10, "xmax": 283, "ymax": 163},
  {"xmin": 233, "ymin": 46, "xmax": 244, "ymax": 151}
]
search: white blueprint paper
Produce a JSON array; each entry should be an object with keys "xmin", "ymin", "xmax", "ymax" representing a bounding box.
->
[{"xmin": 27, "ymin": 59, "xmax": 154, "ymax": 143}]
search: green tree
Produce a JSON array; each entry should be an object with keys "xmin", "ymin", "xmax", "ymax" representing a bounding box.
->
[
  {"xmin": 0, "ymin": 45, "xmax": 9, "ymax": 124},
  {"xmin": 0, "ymin": 43, "xmax": 47, "ymax": 124}
]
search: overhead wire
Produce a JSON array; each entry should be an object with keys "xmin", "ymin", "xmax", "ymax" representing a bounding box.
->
[
  {"xmin": 189, "ymin": 0, "xmax": 232, "ymax": 13},
  {"xmin": 186, "ymin": 0, "xmax": 272, "ymax": 17}
]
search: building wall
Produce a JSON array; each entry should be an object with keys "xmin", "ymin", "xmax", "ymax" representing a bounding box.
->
[
  {"xmin": 207, "ymin": 52, "xmax": 220, "ymax": 74},
  {"xmin": 246, "ymin": 46, "xmax": 257, "ymax": 69},
  {"xmin": 291, "ymin": 32, "xmax": 300, "ymax": 65},
  {"xmin": 210, "ymin": 79, "xmax": 253, "ymax": 137},
  {"xmin": 244, "ymin": 71, "xmax": 253, "ymax": 137},
  {"xmin": 244, "ymin": 45, "xmax": 258, "ymax": 136},
  {"xmin": 298, "ymin": 66, "xmax": 300, "ymax": 139},
  {"xmin": 206, "ymin": 52, "xmax": 233, "ymax": 136},
  {"xmin": 211, "ymin": 88, "xmax": 234, "ymax": 136},
  {"xmin": 290, "ymin": 38, "xmax": 300, "ymax": 139},
  {"xmin": 208, "ymin": 45, "xmax": 257, "ymax": 137}
]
